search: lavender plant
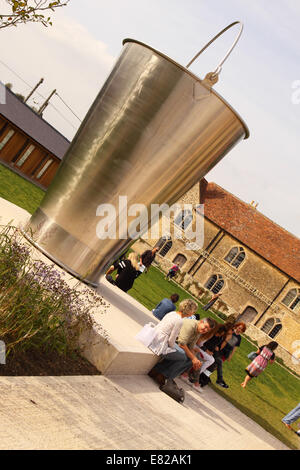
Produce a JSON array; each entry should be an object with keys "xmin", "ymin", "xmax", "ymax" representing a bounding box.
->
[{"xmin": 0, "ymin": 225, "xmax": 107, "ymax": 357}]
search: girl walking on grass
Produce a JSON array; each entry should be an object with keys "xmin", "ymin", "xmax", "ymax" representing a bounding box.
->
[{"xmin": 241, "ymin": 341, "xmax": 278, "ymax": 388}]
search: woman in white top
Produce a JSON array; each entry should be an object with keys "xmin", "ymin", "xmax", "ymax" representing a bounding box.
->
[{"xmin": 147, "ymin": 299, "xmax": 198, "ymax": 356}]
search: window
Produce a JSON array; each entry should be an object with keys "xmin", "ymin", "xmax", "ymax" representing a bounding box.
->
[
  {"xmin": 0, "ymin": 123, "xmax": 8, "ymax": 138},
  {"xmin": 261, "ymin": 317, "xmax": 282, "ymax": 339},
  {"xmin": 282, "ymin": 289, "xmax": 300, "ymax": 312},
  {"xmin": 31, "ymin": 155, "xmax": 48, "ymax": 176},
  {"xmin": 269, "ymin": 323, "xmax": 282, "ymax": 338},
  {"xmin": 16, "ymin": 145, "xmax": 35, "ymax": 167},
  {"xmin": 261, "ymin": 318, "xmax": 275, "ymax": 334},
  {"xmin": 225, "ymin": 246, "xmax": 245, "ymax": 269},
  {"xmin": 155, "ymin": 235, "xmax": 171, "ymax": 250},
  {"xmin": 174, "ymin": 209, "xmax": 193, "ymax": 230},
  {"xmin": 205, "ymin": 274, "xmax": 224, "ymax": 294},
  {"xmin": 36, "ymin": 159, "xmax": 53, "ymax": 179},
  {"xmin": 0, "ymin": 129, "xmax": 15, "ymax": 150},
  {"xmin": 11, "ymin": 139, "xmax": 30, "ymax": 163},
  {"xmin": 159, "ymin": 240, "xmax": 172, "ymax": 257},
  {"xmin": 155, "ymin": 236, "xmax": 173, "ymax": 257}
]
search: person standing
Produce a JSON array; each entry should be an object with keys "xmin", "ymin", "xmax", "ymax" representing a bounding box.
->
[
  {"xmin": 214, "ymin": 322, "xmax": 246, "ymax": 389},
  {"xmin": 282, "ymin": 402, "xmax": 300, "ymax": 436},
  {"xmin": 241, "ymin": 341, "xmax": 278, "ymax": 388},
  {"xmin": 137, "ymin": 247, "xmax": 159, "ymax": 276},
  {"xmin": 202, "ymin": 293, "xmax": 222, "ymax": 311},
  {"xmin": 152, "ymin": 294, "xmax": 180, "ymax": 320}
]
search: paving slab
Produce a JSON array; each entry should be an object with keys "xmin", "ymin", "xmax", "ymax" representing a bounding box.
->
[{"xmin": 0, "ymin": 375, "xmax": 289, "ymax": 450}]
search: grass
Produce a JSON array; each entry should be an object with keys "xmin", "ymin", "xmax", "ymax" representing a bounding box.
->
[
  {"xmin": 129, "ymin": 264, "xmax": 300, "ymax": 450},
  {"xmin": 0, "ymin": 164, "xmax": 45, "ymax": 214},
  {"xmin": 1, "ymin": 167, "xmax": 299, "ymax": 449}
]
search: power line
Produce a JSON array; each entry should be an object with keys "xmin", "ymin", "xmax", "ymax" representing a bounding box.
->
[
  {"xmin": 55, "ymin": 92, "xmax": 82, "ymax": 122},
  {"xmin": 48, "ymin": 101, "xmax": 78, "ymax": 130},
  {"xmin": 0, "ymin": 58, "xmax": 82, "ymax": 130},
  {"xmin": 0, "ymin": 58, "xmax": 32, "ymax": 91}
]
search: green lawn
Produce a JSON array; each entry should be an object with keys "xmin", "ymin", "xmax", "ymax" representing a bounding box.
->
[
  {"xmin": 1, "ymin": 166, "xmax": 299, "ymax": 449},
  {"xmin": 0, "ymin": 164, "xmax": 45, "ymax": 214},
  {"xmin": 129, "ymin": 265, "xmax": 300, "ymax": 450}
]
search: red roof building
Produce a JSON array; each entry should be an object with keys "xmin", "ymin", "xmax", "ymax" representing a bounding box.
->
[{"xmin": 199, "ymin": 179, "xmax": 300, "ymax": 283}]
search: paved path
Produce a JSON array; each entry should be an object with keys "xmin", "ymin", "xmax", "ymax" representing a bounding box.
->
[{"xmin": 0, "ymin": 375, "xmax": 289, "ymax": 450}]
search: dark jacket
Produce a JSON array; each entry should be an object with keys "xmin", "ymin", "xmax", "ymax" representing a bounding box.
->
[{"xmin": 141, "ymin": 250, "xmax": 156, "ymax": 268}]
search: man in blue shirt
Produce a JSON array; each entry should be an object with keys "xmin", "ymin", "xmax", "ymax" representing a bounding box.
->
[{"xmin": 152, "ymin": 294, "xmax": 179, "ymax": 320}]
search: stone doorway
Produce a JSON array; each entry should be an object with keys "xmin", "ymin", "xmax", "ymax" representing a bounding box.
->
[{"xmin": 237, "ymin": 306, "xmax": 258, "ymax": 324}]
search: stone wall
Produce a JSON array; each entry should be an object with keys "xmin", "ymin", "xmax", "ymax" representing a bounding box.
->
[{"xmin": 131, "ymin": 185, "xmax": 300, "ymax": 367}]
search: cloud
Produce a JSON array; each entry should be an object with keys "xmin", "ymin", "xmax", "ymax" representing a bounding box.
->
[{"xmin": 0, "ymin": 11, "xmax": 115, "ymax": 139}]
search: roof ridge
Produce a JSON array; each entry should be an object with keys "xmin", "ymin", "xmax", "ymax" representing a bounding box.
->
[
  {"xmin": 1, "ymin": 83, "xmax": 71, "ymax": 144},
  {"xmin": 205, "ymin": 181, "xmax": 300, "ymax": 242}
]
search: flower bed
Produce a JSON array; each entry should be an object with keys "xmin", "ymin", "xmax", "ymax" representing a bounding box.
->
[{"xmin": 0, "ymin": 225, "xmax": 107, "ymax": 372}]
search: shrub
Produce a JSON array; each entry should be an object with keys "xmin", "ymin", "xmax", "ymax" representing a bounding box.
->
[{"xmin": 0, "ymin": 225, "xmax": 107, "ymax": 357}]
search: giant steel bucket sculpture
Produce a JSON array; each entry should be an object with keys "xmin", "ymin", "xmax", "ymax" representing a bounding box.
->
[{"xmin": 24, "ymin": 22, "xmax": 249, "ymax": 286}]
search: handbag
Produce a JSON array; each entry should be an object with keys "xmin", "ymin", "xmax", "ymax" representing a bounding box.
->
[
  {"xmin": 247, "ymin": 351, "xmax": 258, "ymax": 360},
  {"xmin": 160, "ymin": 379, "xmax": 185, "ymax": 403},
  {"xmin": 135, "ymin": 322, "xmax": 157, "ymax": 347}
]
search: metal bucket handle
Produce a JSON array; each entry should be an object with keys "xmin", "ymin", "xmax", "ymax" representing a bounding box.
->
[{"xmin": 186, "ymin": 21, "xmax": 243, "ymax": 85}]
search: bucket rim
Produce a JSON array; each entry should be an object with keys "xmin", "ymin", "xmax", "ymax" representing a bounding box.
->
[{"xmin": 122, "ymin": 38, "xmax": 250, "ymax": 139}]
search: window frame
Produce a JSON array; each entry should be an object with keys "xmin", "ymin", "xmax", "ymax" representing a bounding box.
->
[
  {"xmin": 224, "ymin": 246, "xmax": 246, "ymax": 269},
  {"xmin": 205, "ymin": 274, "xmax": 224, "ymax": 294},
  {"xmin": 281, "ymin": 288, "xmax": 300, "ymax": 312},
  {"xmin": 174, "ymin": 209, "xmax": 193, "ymax": 231}
]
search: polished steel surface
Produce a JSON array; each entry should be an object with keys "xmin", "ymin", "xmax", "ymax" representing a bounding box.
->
[{"xmin": 25, "ymin": 39, "xmax": 249, "ymax": 285}]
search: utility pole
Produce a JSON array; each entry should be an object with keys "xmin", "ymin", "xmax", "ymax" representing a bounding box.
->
[
  {"xmin": 37, "ymin": 89, "xmax": 57, "ymax": 115},
  {"xmin": 24, "ymin": 78, "xmax": 44, "ymax": 103}
]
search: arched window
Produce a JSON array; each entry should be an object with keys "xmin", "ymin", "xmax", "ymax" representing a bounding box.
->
[
  {"xmin": 159, "ymin": 240, "xmax": 172, "ymax": 257},
  {"xmin": 205, "ymin": 274, "xmax": 224, "ymax": 294},
  {"xmin": 173, "ymin": 253, "xmax": 187, "ymax": 268},
  {"xmin": 261, "ymin": 317, "xmax": 282, "ymax": 339},
  {"xmin": 261, "ymin": 318, "xmax": 275, "ymax": 334},
  {"xmin": 174, "ymin": 209, "xmax": 193, "ymax": 230},
  {"xmin": 224, "ymin": 246, "xmax": 245, "ymax": 269},
  {"xmin": 154, "ymin": 235, "xmax": 170, "ymax": 251},
  {"xmin": 282, "ymin": 289, "xmax": 300, "ymax": 312},
  {"xmin": 269, "ymin": 323, "xmax": 282, "ymax": 338}
]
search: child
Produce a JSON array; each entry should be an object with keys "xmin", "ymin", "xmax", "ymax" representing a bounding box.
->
[{"xmin": 241, "ymin": 341, "xmax": 278, "ymax": 388}]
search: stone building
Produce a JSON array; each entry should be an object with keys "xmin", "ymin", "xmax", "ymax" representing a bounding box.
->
[{"xmin": 133, "ymin": 179, "xmax": 300, "ymax": 370}]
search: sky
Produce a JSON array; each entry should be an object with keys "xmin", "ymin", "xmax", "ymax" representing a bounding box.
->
[{"xmin": 0, "ymin": 0, "xmax": 299, "ymax": 237}]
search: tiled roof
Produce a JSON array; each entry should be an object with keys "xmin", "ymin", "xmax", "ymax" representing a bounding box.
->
[
  {"xmin": 0, "ymin": 85, "xmax": 70, "ymax": 159},
  {"xmin": 199, "ymin": 181, "xmax": 300, "ymax": 282}
]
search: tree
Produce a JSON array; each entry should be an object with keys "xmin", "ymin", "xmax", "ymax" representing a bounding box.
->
[
  {"xmin": 15, "ymin": 92, "xmax": 25, "ymax": 101},
  {"xmin": 4, "ymin": 82, "xmax": 25, "ymax": 101},
  {"xmin": 0, "ymin": 0, "xmax": 70, "ymax": 29}
]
